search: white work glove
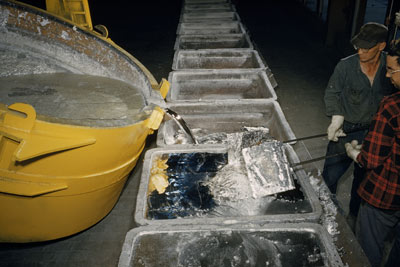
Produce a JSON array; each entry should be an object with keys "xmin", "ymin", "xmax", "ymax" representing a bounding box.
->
[
  {"xmin": 345, "ymin": 140, "xmax": 362, "ymax": 163},
  {"xmin": 327, "ymin": 115, "xmax": 346, "ymax": 142},
  {"xmin": 395, "ymin": 12, "xmax": 400, "ymax": 27}
]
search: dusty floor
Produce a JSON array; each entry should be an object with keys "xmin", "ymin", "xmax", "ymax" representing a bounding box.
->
[{"xmin": 0, "ymin": 0, "xmax": 366, "ymax": 266}]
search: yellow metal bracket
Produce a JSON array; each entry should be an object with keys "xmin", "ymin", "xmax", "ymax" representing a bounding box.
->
[
  {"xmin": 0, "ymin": 103, "xmax": 96, "ymax": 162},
  {"xmin": 46, "ymin": 0, "xmax": 93, "ymax": 30},
  {"xmin": 156, "ymin": 78, "xmax": 170, "ymax": 99},
  {"xmin": 145, "ymin": 107, "xmax": 165, "ymax": 131}
]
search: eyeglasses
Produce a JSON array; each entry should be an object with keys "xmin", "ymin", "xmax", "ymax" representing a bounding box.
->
[{"xmin": 386, "ymin": 68, "xmax": 400, "ymax": 75}]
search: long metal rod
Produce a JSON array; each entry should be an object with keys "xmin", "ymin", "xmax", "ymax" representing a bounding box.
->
[
  {"xmin": 291, "ymin": 152, "xmax": 346, "ymax": 167},
  {"xmin": 284, "ymin": 125, "xmax": 369, "ymax": 144},
  {"xmin": 283, "ymin": 133, "xmax": 327, "ymax": 143}
]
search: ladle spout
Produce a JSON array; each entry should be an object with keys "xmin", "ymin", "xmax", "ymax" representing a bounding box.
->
[{"xmin": 164, "ymin": 108, "xmax": 198, "ymax": 144}]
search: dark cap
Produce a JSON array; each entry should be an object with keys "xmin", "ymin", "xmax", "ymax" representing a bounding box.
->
[{"xmin": 351, "ymin": 22, "xmax": 388, "ymax": 49}]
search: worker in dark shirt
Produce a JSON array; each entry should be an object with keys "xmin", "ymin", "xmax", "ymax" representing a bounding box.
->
[
  {"xmin": 323, "ymin": 23, "xmax": 394, "ymax": 230},
  {"xmin": 345, "ymin": 40, "xmax": 400, "ymax": 267}
]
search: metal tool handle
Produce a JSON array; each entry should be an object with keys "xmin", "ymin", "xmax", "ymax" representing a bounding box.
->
[
  {"xmin": 290, "ymin": 152, "xmax": 346, "ymax": 167},
  {"xmin": 283, "ymin": 126, "xmax": 369, "ymax": 144},
  {"xmin": 283, "ymin": 133, "xmax": 327, "ymax": 143}
]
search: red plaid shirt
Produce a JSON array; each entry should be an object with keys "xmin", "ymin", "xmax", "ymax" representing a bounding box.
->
[{"xmin": 357, "ymin": 91, "xmax": 400, "ymax": 210}]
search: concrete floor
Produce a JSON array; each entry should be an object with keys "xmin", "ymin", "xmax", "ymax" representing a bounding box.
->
[{"xmin": 0, "ymin": 0, "xmax": 361, "ymax": 266}]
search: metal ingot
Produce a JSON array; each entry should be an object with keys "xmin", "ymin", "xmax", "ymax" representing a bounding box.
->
[
  {"xmin": 119, "ymin": 223, "xmax": 342, "ymax": 267},
  {"xmin": 134, "ymin": 145, "xmax": 322, "ymax": 226},
  {"xmin": 0, "ymin": 1, "xmax": 167, "ymax": 242}
]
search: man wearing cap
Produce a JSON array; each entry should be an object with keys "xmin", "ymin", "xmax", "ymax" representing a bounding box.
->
[
  {"xmin": 345, "ymin": 40, "xmax": 400, "ymax": 267},
  {"xmin": 323, "ymin": 22, "xmax": 394, "ymax": 230}
]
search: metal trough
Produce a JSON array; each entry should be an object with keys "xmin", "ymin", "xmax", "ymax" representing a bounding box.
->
[
  {"xmin": 134, "ymin": 144, "xmax": 322, "ymax": 226},
  {"xmin": 177, "ymin": 21, "xmax": 245, "ymax": 35},
  {"xmin": 119, "ymin": 223, "xmax": 342, "ymax": 267},
  {"xmin": 184, "ymin": 0, "xmax": 228, "ymax": 3},
  {"xmin": 180, "ymin": 11, "xmax": 240, "ymax": 22},
  {"xmin": 183, "ymin": 6, "xmax": 234, "ymax": 13},
  {"xmin": 157, "ymin": 100, "xmax": 293, "ymax": 146},
  {"xmin": 183, "ymin": 3, "xmax": 232, "ymax": 11},
  {"xmin": 172, "ymin": 49, "xmax": 265, "ymax": 70},
  {"xmin": 174, "ymin": 33, "xmax": 253, "ymax": 50},
  {"xmin": 166, "ymin": 70, "xmax": 276, "ymax": 102}
]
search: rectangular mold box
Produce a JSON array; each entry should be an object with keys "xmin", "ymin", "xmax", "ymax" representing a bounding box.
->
[
  {"xmin": 166, "ymin": 69, "xmax": 276, "ymax": 102},
  {"xmin": 119, "ymin": 223, "xmax": 343, "ymax": 267},
  {"xmin": 172, "ymin": 49, "xmax": 265, "ymax": 70},
  {"xmin": 180, "ymin": 11, "xmax": 240, "ymax": 22},
  {"xmin": 157, "ymin": 99, "xmax": 293, "ymax": 146},
  {"xmin": 177, "ymin": 22, "xmax": 245, "ymax": 35},
  {"xmin": 174, "ymin": 33, "xmax": 253, "ymax": 50},
  {"xmin": 183, "ymin": 6, "xmax": 234, "ymax": 13},
  {"xmin": 184, "ymin": 0, "xmax": 229, "ymax": 3},
  {"xmin": 134, "ymin": 144, "xmax": 322, "ymax": 226},
  {"xmin": 183, "ymin": 3, "xmax": 233, "ymax": 11}
]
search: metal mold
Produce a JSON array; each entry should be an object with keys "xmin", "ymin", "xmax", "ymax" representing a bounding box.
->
[
  {"xmin": 183, "ymin": 5, "xmax": 234, "ymax": 13},
  {"xmin": 184, "ymin": 0, "xmax": 228, "ymax": 3},
  {"xmin": 174, "ymin": 33, "xmax": 253, "ymax": 50},
  {"xmin": 119, "ymin": 223, "xmax": 342, "ymax": 267},
  {"xmin": 172, "ymin": 49, "xmax": 265, "ymax": 70},
  {"xmin": 157, "ymin": 100, "xmax": 293, "ymax": 146},
  {"xmin": 134, "ymin": 144, "xmax": 322, "ymax": 226},
  {"xmin": 183, "ymin": 3, "xmax": 233, "ymax": 11},
  {"xmin": 166, "ymin": 70, "xmax": 276, "ymax": 102},
  {"xmin": 180, "ymin": 11, "xmax": 240, "ymax": 22},
  {"xmin": 177, "ymin": 22, "xmax": 245, "ymax": 35}
]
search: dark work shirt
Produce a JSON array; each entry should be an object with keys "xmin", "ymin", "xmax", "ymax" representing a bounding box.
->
[
  {"xmin": 357, "ymin": 91, "xmax": 400, "ymax": 210},
  {"xmin": 324, "ymin": 52, "xmax": 394, "ymax": 124}
]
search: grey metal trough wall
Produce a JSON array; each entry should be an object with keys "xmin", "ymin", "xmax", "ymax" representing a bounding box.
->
[
  {"xmin": 177, "ymin": 21, "xmax": 246, "ymax": 35},
  {"xmin": 172, "ymin": 49, "xmax": 265, "ymax": 70},
  {"xmin": 157, "ymin": 99, "xmax": 294, "ymax": 146},
  {"xmin": 183, "ymin": 3, "xmax": 233, "ymax": 11},
  {"xmin": 134, "ymin": 145, "xmax": 322, "ymax": 226},
  {"xmin": 167, "ymin": 69, "xmax": 277, "ymax": 102},
  {"xmin": 174, "ymin": 33, "xmax": 253, "ymax": 50},
  {"xmin": 180, "ymin": 11, "xmax": 241, "ymax": 22},
  {"xmin": 119, "ymin": 224, "xmax": 343, "ymax": 267}
]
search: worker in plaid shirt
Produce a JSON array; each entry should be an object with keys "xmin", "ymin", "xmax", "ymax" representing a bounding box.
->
[{"xmin": 345, "ymin": 40, "xmax": 400, "ymax": 267}]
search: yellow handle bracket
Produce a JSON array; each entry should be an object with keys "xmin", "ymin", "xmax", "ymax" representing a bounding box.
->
[
  {"xmin": 145, "ymin": 107, "xmax": 165, "ymax": 130},
  {"xmin": 157, "ymin": 78, "xmax": 170, "ymax": 99},
  {"xmin": 1, "ymin": 103, "xmax": 96, "ymax": 162}
]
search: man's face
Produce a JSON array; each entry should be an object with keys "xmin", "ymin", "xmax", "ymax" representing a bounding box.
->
[
  {"xmin": 357, "ymin": 43, "xmax": 383, "ymax": 63},
  {"xmin": 386, "ymin": 55, "xmax": 400, "ymax": 88}
]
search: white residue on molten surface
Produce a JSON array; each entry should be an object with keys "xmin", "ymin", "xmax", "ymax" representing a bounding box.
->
[
  {"xmin": 0, "ymin": 7, "xmax": 9, "ymax": 27},
  {"xmin": 38, "ymin": 17, "xmax": 50, "ymax": 27},
  {"xmin": 61, "ymin": 30, "xmax": 71, "ymax": 40}
]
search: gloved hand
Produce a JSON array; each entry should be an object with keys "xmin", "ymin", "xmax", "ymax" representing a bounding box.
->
[
  {"xmin": 395, "ymin": 12, "xmax": 400, "ymax": 27},
  {"xmin": 345, "ymin": 140, "xmax": 362, "ymax": 163},
  {"xmin": 327, "ymin": 115, "xmax": 346, "ymax": 142}
]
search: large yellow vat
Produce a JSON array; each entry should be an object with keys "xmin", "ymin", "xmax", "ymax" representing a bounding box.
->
[{"xmin": 0, "ymin": 0, "xmax": 168, "ymax": 242}]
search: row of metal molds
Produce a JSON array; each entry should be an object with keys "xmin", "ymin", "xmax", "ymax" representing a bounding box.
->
[
  {"xmin": 0, "ymin": 0, "xmax": 167, "ymax": 242},
  {"xmin": 119, "ymin": 0, "xmax": 344, "ymax": 266}
]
